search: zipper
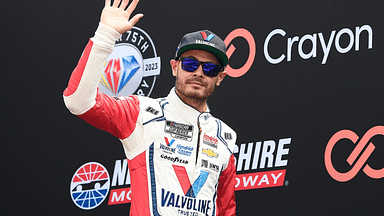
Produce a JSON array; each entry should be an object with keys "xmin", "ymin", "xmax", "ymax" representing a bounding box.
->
[{"xmin": 195, "ymin": 117, "xmax": 202, "ymax": 166}]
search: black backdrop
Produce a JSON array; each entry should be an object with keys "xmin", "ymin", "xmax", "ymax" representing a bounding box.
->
[{"xmin": 2, "ymin": 0, "xmax": 384, "ymax": 215}]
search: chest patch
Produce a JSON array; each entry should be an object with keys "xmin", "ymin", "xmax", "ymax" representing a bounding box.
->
[{"xmin": 164, "ymin": 121, "xmax": 193, "ymax": 141}]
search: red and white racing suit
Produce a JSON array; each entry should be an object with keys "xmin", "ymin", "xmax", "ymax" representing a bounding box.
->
[{"xmin": 63, "ymin": 23, "xmax": 237, "ymax": 216}]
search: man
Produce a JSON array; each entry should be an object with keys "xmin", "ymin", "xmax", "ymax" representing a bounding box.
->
[{"xmin": 63, "ymin": 0, "xmax": 237, "ymax": 215}]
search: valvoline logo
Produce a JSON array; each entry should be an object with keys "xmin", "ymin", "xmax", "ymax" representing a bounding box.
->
[
  {"xmin": 70, "ymin": 162, "xmax": 110, "ymax": 210},
  {"xmin": 201, "ymin": 31, "xmax": 215, "ymax": 41},
  {"xmin": 172, "ymin": 164, "xmax": 209, "ymax": 198}
]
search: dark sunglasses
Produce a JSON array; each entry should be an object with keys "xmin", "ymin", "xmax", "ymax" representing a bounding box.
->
[{"xmin": 176, "ymin": 56, "xmax": 223, "ymax": 77}]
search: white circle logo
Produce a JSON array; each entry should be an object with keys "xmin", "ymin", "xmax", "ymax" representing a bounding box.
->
[
  {"xmin": 99, "ymin": 26, "xmax": 161, "ymax": 97},
  {"xmin": 70, "ymin": 162, "xmax": 110, "ymax": 210}
]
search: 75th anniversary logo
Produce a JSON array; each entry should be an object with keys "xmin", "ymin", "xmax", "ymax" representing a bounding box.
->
[{"xmin": 99, "ymin": 26, "xmax": 161, "ymax": 97}]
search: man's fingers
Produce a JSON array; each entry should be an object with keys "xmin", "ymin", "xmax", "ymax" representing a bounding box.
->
[
  {"xmin": 128, "ymin": 13, "xmax": 144, "ymax": 27},
  {"xmin": 125, "ymin": 0, "xmax": 140, "ymax": 15},
  {"xmin": 105, "ymin": 0, "xmax": 111, "ymax": 7},
  {"xmin": 101, "ymin": 0, "xmax": 142, "ymax": 34},
  {"xmin": 112, "ymin": 0, "xmax": 121, "ymax": 7},
  {"xmin": 120, "ymin": 0, "xmax": 130, "ymax": 9}
]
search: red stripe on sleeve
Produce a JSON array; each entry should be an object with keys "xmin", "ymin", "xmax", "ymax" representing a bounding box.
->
[
  {"xmin": 63, "ymin": 39, "xmax": 94, "ymax": 97},
  {"xmin": 128, "ymin": 151, "xmax": 151, "ymax": 215},
  {"xmin": 78, "ymin": 93, "xmax": 140, "ymax": 139},
  {"xmin": 217, "ymin": 154, "xmax": 236, "ymax": 216}
]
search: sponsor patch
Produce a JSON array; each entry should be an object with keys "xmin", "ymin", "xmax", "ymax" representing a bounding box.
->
[
  {"xmin": 160, "ymin": 154, "xmax": 189, "ymax": 164},
  {"xmin": 145, "ymin": 106, "xmax": 159, "ymax": 115},
  {"xmin": 201, "ymin": 159, "xmax": 220, "ymax": 172},
  {"xmin": 176, "ymin": 144, "xmax": 193, "ymax": 157},
  {"xmin": 160, "ymin": 144, "xmax": 176, "ymax": 154},
  {"xmin": 224, "ymin": 132, "xmax": 233, "ymax": 140},
  {"xmin": 165, "ymin": 121, "xmax": 193, "ymax": 141},
  {"xmin": 202, "ymin": 149, "xmax": 218, "ymax": 158},
  {"xmin": 160, "ymin": 137, "xmax": 176, "ymax": 154},
  {"xmin": 161, "ymin": 188, "xmax": 212, "ymax": 214},
  {"xmin": 202, "ymin": 133, "xmax": 218, "ymax": 148}
]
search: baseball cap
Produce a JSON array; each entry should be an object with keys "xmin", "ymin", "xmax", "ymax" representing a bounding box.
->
[{"xmin": 175, "ymin": 30, "xmax": 228, "ymax": 67}]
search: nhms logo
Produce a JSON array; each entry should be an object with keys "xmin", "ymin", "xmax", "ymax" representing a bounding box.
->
[
  {"xmin": 234, "ymin": 138, "xmax": 291, "ymax": 191},
  {"xmin": 99, "ymin": 26, "xmax": 161, "ymax": 97},
  {"xmin": 70, "ymin": 162, "xmax": 110, "ymax": 210},
  {"xmin": 70, "ymin": 160, "xmax": 133, "ymax": 210}
]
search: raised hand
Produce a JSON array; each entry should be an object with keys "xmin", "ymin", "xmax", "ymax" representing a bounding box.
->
[{"xmin": 100, "ymin": 0, "xmax": 143, "ymax": 34}]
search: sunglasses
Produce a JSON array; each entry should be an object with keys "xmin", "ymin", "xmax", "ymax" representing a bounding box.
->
[{"xmin": 176, "ymin": 56, "xmax": 223, "ymax": 77}]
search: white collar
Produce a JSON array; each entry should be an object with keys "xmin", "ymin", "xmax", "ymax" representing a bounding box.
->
[{"xmin": 165, "ymin": 87, "xmax": 210, "ymax": 118}]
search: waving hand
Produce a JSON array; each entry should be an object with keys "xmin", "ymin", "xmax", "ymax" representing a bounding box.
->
[{"xmin": 100, "ymin": 0, "xmax": 143, "ymax": 34}]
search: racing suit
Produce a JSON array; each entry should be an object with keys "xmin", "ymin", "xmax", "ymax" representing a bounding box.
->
[{"xmin": 63, "ymin": 23, "xmax": 237, "ymax": 216}]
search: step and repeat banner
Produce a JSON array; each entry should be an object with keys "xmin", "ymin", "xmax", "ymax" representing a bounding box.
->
[{"xmin": 2, "ymin": 0, "xmax": 384, "ymax": 215}]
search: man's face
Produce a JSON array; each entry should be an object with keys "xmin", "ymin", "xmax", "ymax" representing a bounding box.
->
[{"xmin": 170, "ymin": 50, "xmax": 227, "ymax": 103}]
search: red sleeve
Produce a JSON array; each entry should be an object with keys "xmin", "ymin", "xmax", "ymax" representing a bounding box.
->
[
  {"xmin": 216, "ymin": 154, "xmax": 236, "ymax": 216},
  {"xmin": 63, "ymin": 38, "xmax": 140, "ymax": 140},
  {"xmin": 78, "ymin": 92, "xmax": 140, "ymax": 140},
  {"xmin": 63, "ymin": 39, "xmax": 93, "ymax": 98}
]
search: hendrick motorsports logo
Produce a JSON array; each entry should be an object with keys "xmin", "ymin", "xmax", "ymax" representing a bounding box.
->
[
  {"xmin": 70, "ymin": 162, "xmax": 110, "ymax": 210},
  {"xmin": 99, "ymin": 26, "xmax": 161, "ymax": 97}
]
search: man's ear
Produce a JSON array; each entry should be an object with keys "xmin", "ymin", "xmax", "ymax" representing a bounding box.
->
[
  {"xmin": 170, "ymin": 59, "xmax": 178, "ymax": 77},
  {"xmin": 215, "ymin": 71, "xmax": 227, "ymax": 86}
]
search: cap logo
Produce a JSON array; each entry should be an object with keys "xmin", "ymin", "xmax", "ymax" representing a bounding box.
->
[{"xmin": 201, "ymin": 32, "xmax": 215, "ymax": 42}]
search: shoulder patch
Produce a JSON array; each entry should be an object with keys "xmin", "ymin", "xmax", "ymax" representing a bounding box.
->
[
  {"xmin": 145, "ymin": 106, "xmax": 160, "ymax": 115},
  {"xmin": 139, "ymin": 96, "xmax": 166, "ymax": 125}
]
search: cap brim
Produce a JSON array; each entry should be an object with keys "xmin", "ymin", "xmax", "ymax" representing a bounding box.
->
[{"xmin": 177, "ymin": 44, "xmax": 228, "ymax": 67}]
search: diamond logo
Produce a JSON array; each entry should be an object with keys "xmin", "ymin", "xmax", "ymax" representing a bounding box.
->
[
  {"xmin": 98, "ymin": 26, "xmax": 161, "ymax": 97},
  {"xmin": 101, "ymin": 55, "xmax": 141, "ymax": 95}
]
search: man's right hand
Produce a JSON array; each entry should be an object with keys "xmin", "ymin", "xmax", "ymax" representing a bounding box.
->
[{"xmin": 100, "ymin": 0, "xmax": 143, "ymax": 34}]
